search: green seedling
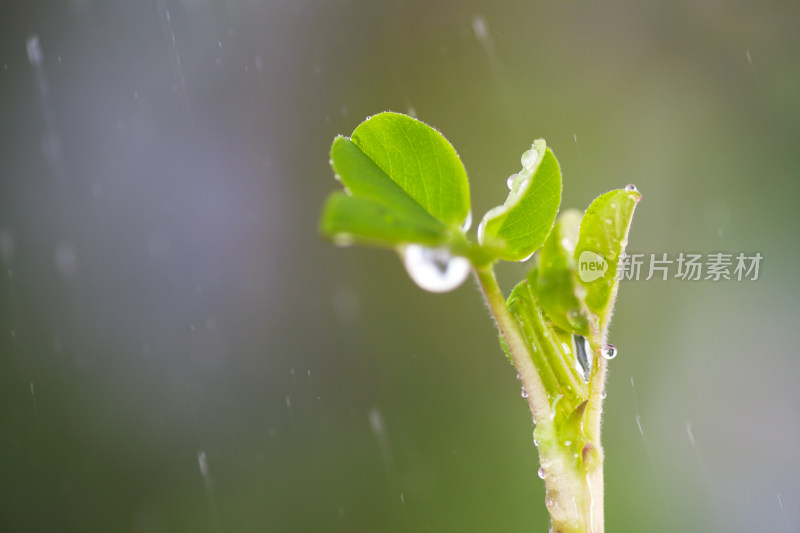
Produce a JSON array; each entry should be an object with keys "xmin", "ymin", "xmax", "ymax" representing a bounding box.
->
[{"xmin": 320, "ymin": 112, "xmax": 641, "ymax": 533}]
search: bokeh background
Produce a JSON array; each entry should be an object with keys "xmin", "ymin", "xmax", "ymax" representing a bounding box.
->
[{"xmin": 1, "ymin": 1, "xmax": 799, "ymax": 532}]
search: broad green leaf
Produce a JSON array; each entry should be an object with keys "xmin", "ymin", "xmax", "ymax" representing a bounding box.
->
[
  {"xmin": 574, "ymin": 188, "xmax": 642, "ymax": 331},
  {"xmin": 350, "ymin": 112, "xmax": 470, "ymax": 226},
  {"xmin": 506, "ymin": 279, "xmax": 588, "ymax": 407},
  {"xmin": 531, "ymin": 209, "xmax": 594, "ymax": 337},
  {"xmin": 330, "ymin": 136, "xmax": 446, "ymax": 226},
  {"xmin": 319, "ymin": 192, "xmax": 447, "ymax": 247},
  {"xmin": 321, "ymin": 113, "xmax": 471, "ymax": 250},
  {"xmin": 477, "ymin": 140, "xmax": 562, "ymax": 262}
]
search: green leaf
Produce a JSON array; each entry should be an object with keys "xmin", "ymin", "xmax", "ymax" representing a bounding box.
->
[
  {"xmin": 320, "ymin": 192, "xmax": 448, "ymax": 247},
  {"xmin": 574, "ymin": 188, "xmax": 642, "ymax": 332},
  {"xmin": 321, "ymin": 112, "xmax": 471, "ymax": 249},
  {"xmin": 530, "ymin": 209, "xmax": 594, "ymax": 336},
  {"xmin": 477, "ymin": 140, "xmax": 562, "ymax": 262},
  {"xmin": 506, "ymin": 279, "xmax": 588, "ymax": 406},
  {"xmin": 330, "ymin": 136, "xmax": 447, "ymax": 225},
  {"xmin": 350, "ymin": 112, "xmax": 471, "ymax": 226}
]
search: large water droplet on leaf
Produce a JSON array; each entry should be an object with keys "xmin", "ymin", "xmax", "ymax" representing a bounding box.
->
[
  {"xmin": 403, "ymin": 245, "xmax": 470, "ymax": 293},
  {"xmin": 506, "ymin": 173, "xmax": 518, "ymax": 190},
  {"xmin": 521, "ymin": 147, "xmax": 539, "ymax": 170}
]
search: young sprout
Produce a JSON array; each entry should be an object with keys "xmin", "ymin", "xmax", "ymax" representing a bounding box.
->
[{"xmin": 320, "ymin": 112, "xmax": 641, "ymax": 533}]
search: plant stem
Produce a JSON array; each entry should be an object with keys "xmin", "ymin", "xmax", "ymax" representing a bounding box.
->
[
  {"xmin": 475, "ymin": 264, "xmax": 605, "ymax": 533},
  {"xmin": 474, "ymin": 266, "xmax": 551, "ymax": 423},
  {"xmin": 585, "ymin": 348, "xmax": 607, "ymax": 446},
  {"xmin": 585, "ymin": 348, "xmax": 607, "ymax": 533}
]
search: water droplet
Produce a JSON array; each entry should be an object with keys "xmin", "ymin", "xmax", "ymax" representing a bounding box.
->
[
  {"xmin": 573, "ymin": 334, "xmax": 591, "ymax": 382},
  {"xmin": 333, "ymin": 233, "xmax": 355, "ymax": 247},
  {"xmin": 538, "ymin": 467, "xmax": 546, "ymax": 479},
  {"xmin": 624, "ymin": 184, "xmax": 638, "ymax": 192},
  {"xmin": 461, "ymin": 210, "xmax": 473, "ymax": 232},
  {"xmin": 403, "ymin": 245, "xmax": 470, "ymax": 293},
  {"xmin": 368, "ymin": 408, "xmax": 385, "ymax": 437},
  {"xmin": 521, "ymin": 147, "xmax": 539, "ymax": 170},
  {"xmin": 197, "ymin": 450, "xmax": 209, "ymax": 478},
  {"xmin": 506, "ymin": 173, "xmax": 518, "ymax": 190},
  {"xmin": 564, "ymin": 440, "xmax": 572, "ymax": 446},
  {"xmin": 54, "ymin": 241, "xmax": 78, "ymax": 278},
  {"xmin": 26, "ymin": 35, "xmax": 43, "ymax": 66},
  {"xmin": 566, "ymin": 309, "xmax": 584, "ymax": 330},
  {"xmin": 601, "ymin": 391, "xmax": 607, "ymax": 399},
  {"xmin": 549, "ymin": 393, "xmax": 563, "ymax": 420},
  {"xmin": 601, "ymin": 344, "xmax": 617, "ymax": 360},
  {"xmin": 521, "ymin": 387, "xmax": 528, "ymax": 398},
  {"xmin": 574, "ymin": 284, "xmax": 587, "ymax": 299},
  {"xmin": 471, "ymin": 15, "xmax": 489, "ymax": 43}
]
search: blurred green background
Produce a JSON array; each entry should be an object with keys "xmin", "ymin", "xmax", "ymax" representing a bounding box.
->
[{"xmin": 1, "ymin": 1, "xmax": 799, "ymax": 532}]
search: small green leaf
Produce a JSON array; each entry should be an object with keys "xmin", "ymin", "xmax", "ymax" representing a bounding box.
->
[
  {"xmin": 477, "ymin": 140, "xmax": 562, "ymax": 262},
  {"xmin": 350, "ymin": 112, "xmax": 471, "ymax": 226},
  {"xmin": 574, "ymin": 188, "xmax": 642, "ymax": 332},
  {"xmin": 320, "ymin": 192, "xmax": 447, "ymax": 247},
  {"xmin": 506, "ymin": 279, "xmax": 588, "ymax": 406},
  {"xmin": 531, "ymin": 209, "xmax": 594, "ymax": 336},
  {"xmin": 330, "ymin": 136, "xmax": 446, "ymax": 225},
  {"xmin": 321, "ymin": 113, "xmax": 471, "ymax": 249}
]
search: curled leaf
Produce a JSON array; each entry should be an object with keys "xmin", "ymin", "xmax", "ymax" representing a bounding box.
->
[{"xmin": 478, "ymin": 140, "xmax": 562, "ymax": 262}]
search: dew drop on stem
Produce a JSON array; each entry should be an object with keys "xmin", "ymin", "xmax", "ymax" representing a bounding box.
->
[
  {"xmin": 624, "ymin": 184, "xmax": 638, "ymax": 192},
  {"xmin": 600, "ymin": 344, "xmax": 617, "ymax": 360}
]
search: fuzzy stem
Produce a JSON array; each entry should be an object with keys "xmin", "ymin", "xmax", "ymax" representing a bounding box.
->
[
  {"xmin": 474, "ymin": 266, "xmax": 551, "ymax": 423},
  {"xmin": 585, "ymin": 349, "xmax": 607, "ymax": 445},
  {"xmin": 475, "ymin": 264, "xmax": 605, "ymax": 533},
  {"xmin": 585, "ymin": 348, "xmax": 607, "ymax": 533}
]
